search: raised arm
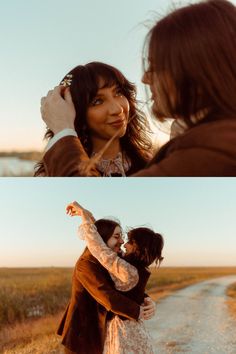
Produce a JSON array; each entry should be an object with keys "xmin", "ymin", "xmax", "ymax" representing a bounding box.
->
[
  {"xmin": 41, "ymin": 86, "xmax": 100, "ymax": 177},
  {"xmin": 66, "ymin": 201, "xmax": 139, "ymax": 291}
]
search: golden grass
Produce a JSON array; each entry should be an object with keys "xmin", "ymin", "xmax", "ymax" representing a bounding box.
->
[
  {"xmin": 147, "ymin": 266, "xmax": 236, "ymax": 301},
  {"xmin": 0, "ymin": 268, "xmax": 72, "ymax": 328},
  {"xmin": 1, "ymin": 313, "xmax": 63, "ymax": 353},
  {"xmin": 1, "ymin": 266, "xmax": 236, "ymax": 353}
]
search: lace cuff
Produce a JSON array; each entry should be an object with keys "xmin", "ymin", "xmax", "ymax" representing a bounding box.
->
[{"xmin": 78, "ymin": 222, "xmax": 139, "ymax": 291}]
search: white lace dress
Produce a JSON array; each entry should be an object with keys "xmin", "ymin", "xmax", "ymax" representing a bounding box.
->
[
  {"xmin": 92, "ymin": 151, "xmax": 131, "ymax": 177},
  {"xmin": 78, "ymin": 222, "xmax": 154, "ymax": 354}
]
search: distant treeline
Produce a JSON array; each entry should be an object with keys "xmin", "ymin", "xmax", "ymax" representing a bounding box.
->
[{"xmin": 0, "ymin": 151, "xmax": 43, "ymax": 161}]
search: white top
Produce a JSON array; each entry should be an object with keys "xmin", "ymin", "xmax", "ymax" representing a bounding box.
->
[{"xmin": 45, "ymin": 128, "xmax": 78, "ymax": 152}]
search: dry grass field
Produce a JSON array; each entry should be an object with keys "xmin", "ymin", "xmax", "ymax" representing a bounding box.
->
[
  {"xmin": 147, "ymin": 266, "xmax": 236, "ymax": 300},
  {"xmin": 1, "ymin": 267, "xmax": 236, "ymax": 354}
]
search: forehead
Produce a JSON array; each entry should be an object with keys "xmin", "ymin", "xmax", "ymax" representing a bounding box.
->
[
  {"xmin": 113, "ymin": 226, "xmax": 121, "ymax": 234},
  {"xmin": 97, "ymin": 76, "xmax": 119, "ymax": 90}
]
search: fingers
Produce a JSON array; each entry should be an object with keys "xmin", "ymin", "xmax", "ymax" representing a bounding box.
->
[
  {"xmin": 142, "ymin": 307, "xmax": 155, "ymax": 320},
  {"xmin": 64, "ymin": 87, "xmax": 73, "ymax": 102},
  {"xmin": 40, "ymin": 86, "xmax": 64, "ymax": 110},
  {"xmin": 139, "ymin": 305, "xmax": 153, "ymax": 320},
  {"xmin": 142, "ymin": 298, "xmax": 155, "ymax": 320},
  {"xmin": 66, "ymin": 202, "xmax": 84, "ymax": 217},
  {"xmin": 66, "ymin": 202, "xmax": 95, "ymax": 223},
  {"xmin": 142, "ymin": 312, "xmax": 153, "ymax": 320},
  {"xmin": 46, "ymin": 89, "xmax": 54, "ymax": 97},
  {"xmin": 139, "ymin": 306, "xmax": 145, "ymax": 320},
  {"xmin": 66, "ymin": 204, "xmax": 77, "ymax": 216},
  {"xmin": 142, "ymin": 303, "xmax": 153, "ymax": 311},
  {"xmin": 143, "ymin": 308, "xmax": 154, "ymax": 316}
]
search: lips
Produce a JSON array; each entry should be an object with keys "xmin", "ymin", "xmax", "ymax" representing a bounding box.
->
[{"xmin": 108, "ymin": 119, "xmax": 126, "ymax": 127}]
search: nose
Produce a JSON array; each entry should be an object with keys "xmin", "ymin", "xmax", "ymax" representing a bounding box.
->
[
  {"xmin": 109, "ymin": 99, "xmax": 124, "ymax": 116},
  {"xmin": 142, "ymin": 71, "xmax": 151, "ymax": 85},
  {"xmin": 119, "ymin": 237, "xmax": 124, "ymax": 245}
]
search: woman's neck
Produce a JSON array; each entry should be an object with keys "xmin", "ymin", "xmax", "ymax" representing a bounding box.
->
[{"xmin": 91, "ymin": 137, "xmax": 122, "ymax": 159}]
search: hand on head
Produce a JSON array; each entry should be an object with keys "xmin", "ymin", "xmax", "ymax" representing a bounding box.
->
[{"xmin": 40, "ymin": 85, "xmax": 76, "ymax": 134}]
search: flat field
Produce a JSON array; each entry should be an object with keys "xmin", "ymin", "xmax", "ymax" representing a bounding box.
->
[{"xmin": 1, "ymin": 267, "xmax": 236, "ymax": 354}]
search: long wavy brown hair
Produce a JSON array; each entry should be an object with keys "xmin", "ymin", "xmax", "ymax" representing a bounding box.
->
[
  {"xmin": 35, "ymin": 62, "xmax": 152, "ymax": 176},
  {"xmin": 144, "ymin": 0, "xmax": 236, "ymax": 126}
]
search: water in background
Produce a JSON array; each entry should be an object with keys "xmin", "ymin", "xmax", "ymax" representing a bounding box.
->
[{"xmin": 0, "ymin": 157, "xmax": 36, "ymax": 176}]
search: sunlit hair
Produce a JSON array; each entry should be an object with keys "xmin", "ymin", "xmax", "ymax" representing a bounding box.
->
[
  {"xmin": 125, "ymin": 227, "xmax": 164, "ymax": 267},
  {"xmin": 144, "ymin": 0, "xmax": 236, "ymax": 125},
  {"xmin": 35, "ymin": 62, "xmax": 152, "ymax": 176},
  {"xmin": 94, "ymin": 218, "xmax": 121, "ymax": 243}
]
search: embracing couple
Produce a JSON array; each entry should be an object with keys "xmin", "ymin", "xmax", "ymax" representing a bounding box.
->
[
  {"xmin": 58, "ymin": 202, "xmax": 164, "ymax": 354},
  {"xmin": 39, "ymin": 0, "xmax": 236, "ymax": 177}
]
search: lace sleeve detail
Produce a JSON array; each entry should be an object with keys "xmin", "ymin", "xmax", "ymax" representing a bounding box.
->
[{"xmin": 78, "ymin": 222, "xmax": 139, "ymax": 291}]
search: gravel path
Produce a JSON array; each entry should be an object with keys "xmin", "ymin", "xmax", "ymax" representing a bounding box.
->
[{"xmin": 146, "ymin": 275, "xmax": 236, "ymax": 354}]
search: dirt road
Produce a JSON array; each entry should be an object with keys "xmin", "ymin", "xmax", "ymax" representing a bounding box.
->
[{"xmin": 146, "ymin": 275, "xmax": 236, "ymax": 354}]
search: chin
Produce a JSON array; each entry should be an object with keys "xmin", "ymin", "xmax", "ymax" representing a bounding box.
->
[{"xmin": 113, "ymin": 125, "xmax": 127, "ymax": 138}]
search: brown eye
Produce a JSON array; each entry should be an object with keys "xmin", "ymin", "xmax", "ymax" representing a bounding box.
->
[{"xmin": 91, "ymin": 98, "xmax": 103, "ymax": 106}]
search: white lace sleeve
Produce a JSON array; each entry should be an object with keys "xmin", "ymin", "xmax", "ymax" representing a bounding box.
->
[{"xmin": 78, "ymin": 222, "xmax": 139, "ymax": 291}]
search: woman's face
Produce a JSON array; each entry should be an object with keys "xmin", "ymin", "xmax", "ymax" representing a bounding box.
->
[
  {"xmin": 142, "ymin": 60, "xmax": 176, "ymax": 119},
  {"xmin": 86, "ymin": 83, "xmax": 130, "ymax": 142},
  {"xmin": 106, "ymin": 226, "xmax": 124, "ymax": 253},
  {"xmin": 124, "ymin": 238, "xmax": 137, "ymax": 256}
]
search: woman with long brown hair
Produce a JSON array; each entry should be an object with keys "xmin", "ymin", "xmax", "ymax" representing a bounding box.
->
[
  {"xmin": 138, "ymin": 0, "xmax": 236, "ymax": 176},
  {"xmin": 37, "ymin": 62, "xmax": 152, "ymax": 176}
]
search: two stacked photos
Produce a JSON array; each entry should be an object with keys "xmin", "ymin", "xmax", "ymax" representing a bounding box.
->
[{"xmin": 1, "ymin": 1, "xmax": 236, "ymax": 353}]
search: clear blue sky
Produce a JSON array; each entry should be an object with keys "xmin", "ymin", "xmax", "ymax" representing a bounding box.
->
[
  {"xmin": 1, "ymin": 178, "xmax": 236, "ymax": 267},
  {"xmin": 2, "ymin": 0, "xmax": 229, "ymax": 152}
]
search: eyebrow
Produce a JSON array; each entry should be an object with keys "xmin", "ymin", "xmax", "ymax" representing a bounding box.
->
[{"xmin": 96, "ymin": 85, "xmax": 119, "ymax": 96}]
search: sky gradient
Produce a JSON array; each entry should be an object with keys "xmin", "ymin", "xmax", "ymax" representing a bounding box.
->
[
  {"xmin": 3, "ymin": 0, "xmax": 235, "ymax": 151},
  {"xmin": 1, "ymin": 178, "xmax": 236, "ymax": 267}
]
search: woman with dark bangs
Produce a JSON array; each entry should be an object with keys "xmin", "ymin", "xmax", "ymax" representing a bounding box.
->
[
  {"xmin": 41, "ymin": 0, "xmax": 236, "ymax": 176},
  {"xmin": 37, "ymin": 62, "xmax": 152, "ymax": 176},
  {"xmin": 64, "ymin": 201, "xmax": 164, "ymax": 354}
]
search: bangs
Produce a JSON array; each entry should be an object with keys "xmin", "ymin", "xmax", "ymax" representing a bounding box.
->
[{"xmin": 86, "ymin": 62, "xmax": 127, "ymax": 101}]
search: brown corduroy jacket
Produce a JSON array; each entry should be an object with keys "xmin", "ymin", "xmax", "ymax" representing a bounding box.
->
[
  {"xmin": 43, "ymin": 117, "xmax": 236, "ymax": 177},
  {"xmin": 57, "ymin": 248, "xmax": 140, "ymax": 354}
]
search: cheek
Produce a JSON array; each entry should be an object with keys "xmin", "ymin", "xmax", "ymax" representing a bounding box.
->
[
  {"xmin": 122, "ymin": 97, "xmax": 130, "ymax": 117},
  {"xmin": 86, "ymin": 107, "xmax": 105, "ymax": 129},
  {"xmin": 107, "ymin": 237, "xmax": 116, "ymax": 249},
  {"xmin": 125, "ymin": 244, "xmax": 131, "ymax": 252}
]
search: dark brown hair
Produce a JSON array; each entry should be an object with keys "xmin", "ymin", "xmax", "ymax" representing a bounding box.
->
[
  {"xmin": 94, "ymin": 219, "xmax": 121, "ymax": 243},
  {"xmin": 35, "ymin": 62, "xmax": 152, "ymax": 176},
  {"xmin": 125, "ymin": 227, "xmax": 164, "ymax": 267},
  {"xmin": 144, "ymin": 0, "xmax": 236, "ymax": 125}
]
